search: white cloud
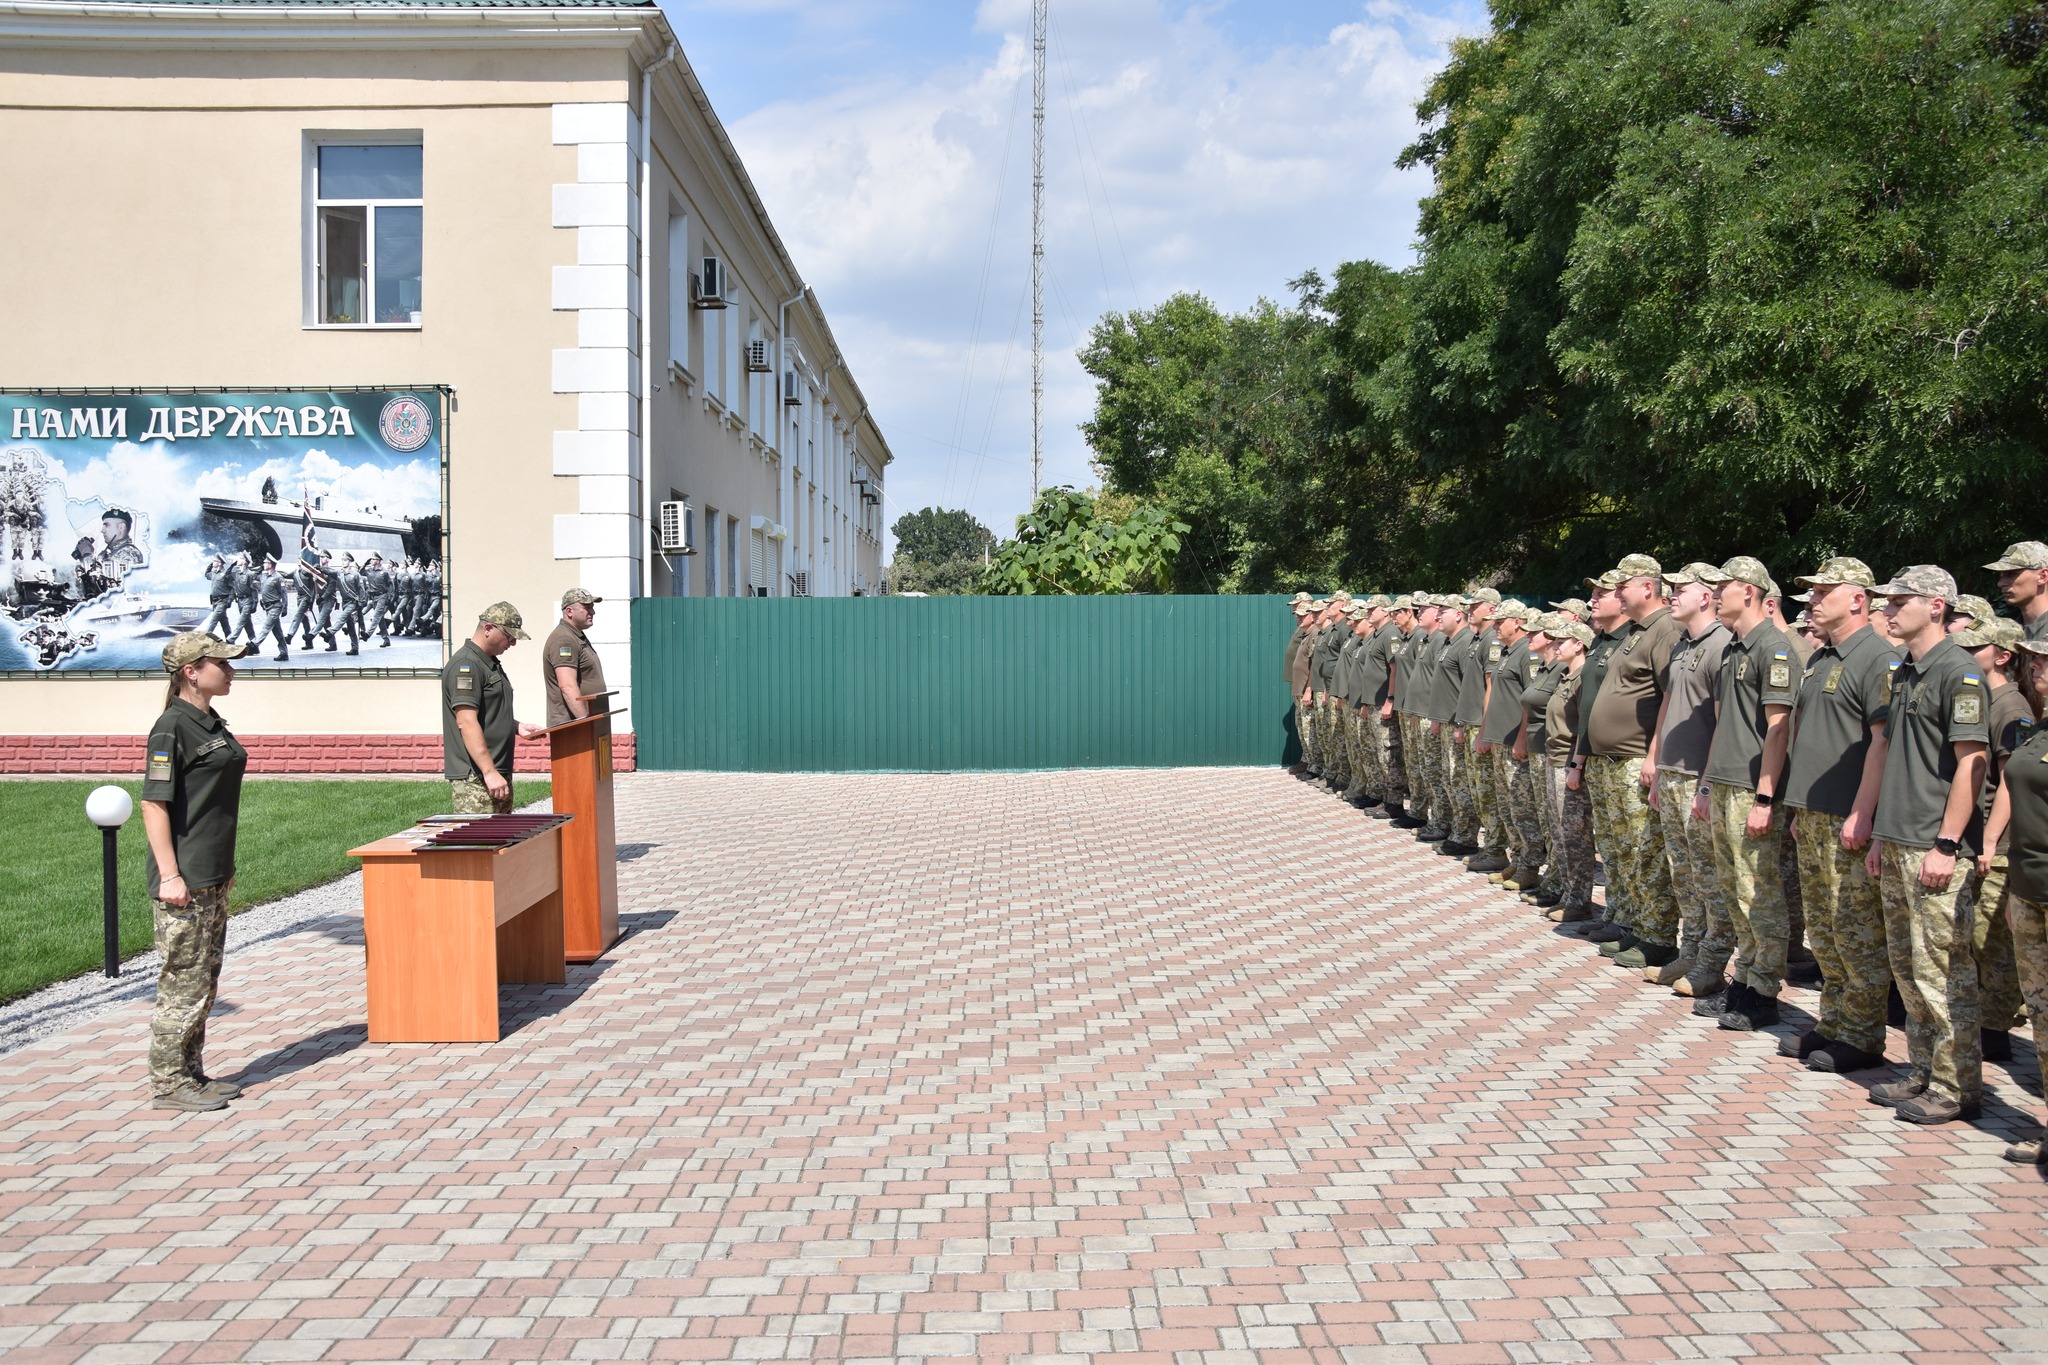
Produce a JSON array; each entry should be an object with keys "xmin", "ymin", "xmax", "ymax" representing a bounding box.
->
[{"xmin": 726, "ymin": 0, "xmax": 1474, "ymax": 546}]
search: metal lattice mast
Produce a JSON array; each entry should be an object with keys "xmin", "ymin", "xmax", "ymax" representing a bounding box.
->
[{"xmin": 1030, "ymin": 0, "xmax": 1047, "ymax": 502}]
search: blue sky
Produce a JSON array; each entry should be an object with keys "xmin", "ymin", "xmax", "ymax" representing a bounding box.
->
[{"xmin": 659, "ymin": 0, "xmax": 1483, "ymax": 552}]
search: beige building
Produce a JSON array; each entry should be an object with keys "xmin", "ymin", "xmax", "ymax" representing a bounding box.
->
[{"xmin": 0, "ymin": 0, "xmax": 889, "ymax": 769}]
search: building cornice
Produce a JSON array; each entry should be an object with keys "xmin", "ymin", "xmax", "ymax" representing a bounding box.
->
[{"xmin": 0, "ymin": 0, "xmax": 661, "ymax": 51}]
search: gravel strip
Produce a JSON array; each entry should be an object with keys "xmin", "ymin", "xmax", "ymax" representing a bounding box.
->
[{"xmin": 0, "ymin": 797, "xmax": 551, "ymax": 1058}]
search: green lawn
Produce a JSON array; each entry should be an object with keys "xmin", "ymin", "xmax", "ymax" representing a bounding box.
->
[{"xmin": 0, "ymin": 778, "xmax": 550, "ymax": 1005}]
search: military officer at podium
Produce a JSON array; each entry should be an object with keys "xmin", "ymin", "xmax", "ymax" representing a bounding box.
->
[
  {"xmin": 443, "ymin": 601, "xmax": 544, "ymax": 815},
  {"xmin": 544, "ymin": 588, "xmax": 608, "ymax": 727}
]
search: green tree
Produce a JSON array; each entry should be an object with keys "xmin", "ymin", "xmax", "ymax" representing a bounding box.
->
[
  {"xmin": 890, "ymin": 506, "xmax": 995, "ymax": 565},
  {"xmin": 883, "ymin": 557, "xmax": 983, "ymax": 596},
  {"xmin": 978, "ymin": 486, "xmax": 1188, "ymax": 595}
]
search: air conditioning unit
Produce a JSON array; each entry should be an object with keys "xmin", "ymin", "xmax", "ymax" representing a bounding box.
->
[
  {"xmin": 657, "ymin": 500, "xmax": 695, "ymax": 554},
  {"xmin": 694, "ymin": 257, "xmax": 728, "ymax": 308},
  {"xmin": 746, "ymin": 340, "xmax": 772, "ymax": 372},
  {"xmin": 792, "ymin": 570, "xmax": 810, "ymax": 597},
  {"xmin": 782, "ymin": 371, "xmax": 803, "ymax": 406}
]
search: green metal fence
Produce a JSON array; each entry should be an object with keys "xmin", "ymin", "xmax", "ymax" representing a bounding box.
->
[{"xmin": 630, "ymin": 595, "xmax": 1298, "ymax": 771}]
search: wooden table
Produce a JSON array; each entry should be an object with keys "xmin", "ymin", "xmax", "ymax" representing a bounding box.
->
[
  {"xmin": 540, "ymin": 704, "xmax": 623, "ymax": 962},
  {"xmin": 348, "ymin": 815, "xmax": 573, "ymax": 1043}
]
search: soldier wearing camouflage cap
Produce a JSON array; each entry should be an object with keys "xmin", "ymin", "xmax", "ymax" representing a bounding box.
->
[
  {"xmin": 140, "ymin": 630, "xmax": 254, "ymax": 1113},
  {"xmin": 1954, "ymin": 615, "xmax": 2031, "ymax": 1071},
  {"xmin": 1349, "ymin": 595, "xmax": 1402, "ymax": 811},
  {"xmin": 444, "ymin": 602, "xmax": 545, "ymax": 815},
  {"xmin": 1477, "ymin": 602, "xmax": 1542, "ymax": 884},
  {"xmin": 1867, "ymin": 564, "xmax": 1990, "ymax": 1123},
  {"xmin": 1285, "ymin": 596, "xmax": 1316, "ymax": 771},
  {"xmin": 1986, "ymin": 541, "xmax": 2048, "ymax": 643},
  {"xmin": 1776, "ymin": 556, "xmax": 1898, "ymax": 1073},
  {"xmin": 544, "ymin": 589, "xmax": 610, "ymax": 727},
  {"xmin": 1980, "ymin": 635, "xmax": 2048, "ymax": 1161},
  {"xmin": 1530, "ymin": 614, "xmax": 1599, "ymax": 919},
  {"xmin": 1646, "ymin": 563, "xmax": 1733, "ymax": 991}
]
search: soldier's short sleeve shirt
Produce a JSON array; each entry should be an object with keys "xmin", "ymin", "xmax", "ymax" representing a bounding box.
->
[
  {"xmin": 1703, "ymin": 618, "xmax": 1800, "ymax": 791},
  {"xmin": 1432, "ymin": 628, "xmax": 1470, "ymax": 723},
  {"xmin": 1782, "ymin": 625, "xmax": 1899, "ymax": 817},
  {"xmin": 1586, "ymin": 607, "xmax": 1681, "ymax": 759},
  {"xmin": 443, "ymin": 640, "xmax": 516, "ymax": 782},
  {"xmin": 1873, "ymin": 637, "xmax": 1992, "ymax": 850},
  {"xmin": 1654, "ymin": 621, "xmax": 1730, "ymax": 777},
  {"xmin": 1481, "ymin": 638, "xmax": 1531, "ymax": 743},
  {"xmin": 2002, "ymin": 725, "xmax": 2048, "ymax": 902},
  {"xmin": 1546, "ymin": 668, "xmax": 1584, "ymax": 764},
  {"xmin": 1966, "ymin": 682, "xmax": 2035, "ymax": 855},
  {"xmin": 1455, "ymin": 627, "xmax": 1494, "ymax": 726},
  {"xmin": 1571, "ymin": 625, "xmax": 1631, "ymax": 761},
  {"xmin": 1523, "ymin": 655, "xmax": 1564, "ymax": 753},
  {"xmin": 543, "ymin": 622, "xmax": 608, "ymax": 727},
  {"xmin": 1358, "ymin": 624, "xmax": 1396, "ymax": 708},
  {"xmin": 141, "ymin": 698, "xmax": 247, "ymax": 897}
]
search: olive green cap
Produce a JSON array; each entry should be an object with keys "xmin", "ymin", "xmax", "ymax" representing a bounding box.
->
[
  {"xmin": 1468, "ymin": 587, "xmax": 1502, "ymax": 606},
  {"xmin": 479, "ymin": 601, "xmax": 530, "ymax": 640},
  {"xmin": 1552, "ymin": 620, "xmax": 1595, "ymax": 645},
  {"xmin": 1527, "ymin": 611, "xmax": 1564, "ymax": 635},
  {"xmin": 1366, "ymin": 594, "xmax": 1393, "ymax": 610},
  {"xmin": 1389, "ymin": 594, "xmax": 1417, "ymax": 611},
  {"xmin": 162, "ymin": 631, "xmax": 251, "ymax": 672},
  {"xmin": 1290, "ymin": 591, "xmax": 1312, "ymax": 604},
  {"xmin": 1547, "ymin": 597, "xmax": 1590, "ymax": 618},
  {"xmin": 1493, "ymin": 601, "xmax": 1533, "ymax": 622},
  {"xmin": 561, "ymin": 588, "xmax": 602, "ymax": 608}
]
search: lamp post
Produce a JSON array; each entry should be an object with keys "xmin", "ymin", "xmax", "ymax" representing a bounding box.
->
[{"xmin": 85, "ymin": 786, "xmax": 133, "ymax": 978}]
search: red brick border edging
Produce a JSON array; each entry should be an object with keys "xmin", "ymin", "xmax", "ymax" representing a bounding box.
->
[{"xmin": 0, "ymin": 733, "xmax": 634, "ymax": 775}]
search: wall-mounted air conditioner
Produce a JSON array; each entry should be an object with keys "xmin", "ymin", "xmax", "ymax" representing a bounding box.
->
[
  {"xmin": 693, "ymin": 257, "xmax": 728, "ymax": 308},
  {"xmin": 782, "ymin": 371, "xmax": 803, "ymax": 406},
  {"xmin": 792, "ymin": 570, "xmax": 811, "ymax": 597},
  {"xmin": 657, "ymin": 500, "xmax": 696, "ymax": 554},
  {"xmin": 746, "ymin": 340, "xmax": 772, "ymax": 372}
]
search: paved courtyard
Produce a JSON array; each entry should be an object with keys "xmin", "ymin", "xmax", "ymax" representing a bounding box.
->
[{"xmin": 3, "ymin": 768, "xmax": 2048, "ymax": 1364}]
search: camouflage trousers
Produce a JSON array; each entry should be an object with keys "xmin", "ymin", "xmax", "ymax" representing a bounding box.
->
[
  {"xmin": 2007, "ymin": 893, "xmax": 2048, "ymax": 1101},
  {"xmin": 1472, "ymin": 739, "xmax": 1506, "ymax": 855},
  {"xmin": 1320, "ymin": 698, "xmax": 1353, "ymax": 789},
  {"xmin": 1444, "ymin": 728, "xmax": 1481, "ymax": 844},
  {"xmin": 451, "ymin": 777, "xmax": 514, "ymax": 816},
  {"xmin": 1707, "ymin": 784, "xmax": 1788, "ymax": 995},
  {"xmin": 1397, "ymin": 714, "xmax": 1425, "ymax": 817},
  {"xmin": 1501, "ymin": 749, "xmax": 1546, "ymax": 870},
  {"xmin": 1422, "ymin": 723, "xmax": 1453, "ymax": 832},
  {"xmin": 1343, "ymin": 708, "xmax": 1375, "ymax": 800},
  {"xmin": 1781, "ymin": 827, "xmax": 1809, "ymax": 963},
  {"xmin": 1655, "ymin": 769, "xmax": 1731, "ymax": 969},
  {"xmin": 1380, "ymin": 712, "xmax": 1409, "ymax": 807},
  {"xmin": 1794, "ymin": 810, "xmax": 1890, "ymax": 1054},
  {"xmin": 1600, "ymin": 758, "xmax": 1676, "ymax": 943},
  {"xmin": 1964, "ymin": 858, "xmax": 2023, "ymax": 1033},
  {"xmin": 1879, "ymin": 842, "xmax": 1981, "ymax": 1107},
  {"xmin": 1295, "ymin": 698, "xmax": 1318, "ymax": 769},
  {"xmin": 1543, "ymin": 757, "xmax": 1597, "ymax": 903},
  {"xmin": 149, "ymin": 882, "xmax": 229, "ymax": 1098}
]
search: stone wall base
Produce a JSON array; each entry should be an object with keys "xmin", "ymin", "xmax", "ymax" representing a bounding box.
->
[{"xmin": 0, "ymin": 733, "xmax": 635, "ymax": 775}]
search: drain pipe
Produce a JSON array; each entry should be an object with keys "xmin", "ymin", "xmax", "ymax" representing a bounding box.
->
[
  {"xmin": 639, "ymin": 39, "xmax": 680, "ymax": 599},
  {"xmin": 776, "ymin": 285, "xmax": 807, "ymax": 591}
]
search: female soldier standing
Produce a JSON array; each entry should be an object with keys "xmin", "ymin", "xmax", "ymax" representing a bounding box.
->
[
  {"xmin": 141, "ymin": 630, "xmax": 251, "ymax": 1113},
  {"xmin": 1980, "ymin": 638, "xmax": 2048, "ymax": 1161}
]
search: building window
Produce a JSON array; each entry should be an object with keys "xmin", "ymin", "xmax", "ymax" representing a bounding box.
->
[
  {"xmin": 727, "ymin": 518, "xmax": 740, "ymax": 598},
  {"xmin": 313, "ymin": 143, "xmax": 423, "ymax": 326},
  {"xmin": 703, "ymin": 508, "xmax": 719, "ymax": 596},
  {"xmin": 667, "ymin": 210, "xmax": 690, "ymax": 373}
]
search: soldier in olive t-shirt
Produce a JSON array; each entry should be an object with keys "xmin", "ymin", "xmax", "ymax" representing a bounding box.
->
[{"xmin": 443, "ymin": 602, "xmax": 536, "ymax": 815}]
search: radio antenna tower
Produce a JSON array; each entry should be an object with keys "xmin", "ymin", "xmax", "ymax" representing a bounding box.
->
[{"xmin": 1030, "ymin": 0, "xmax": 1047, "ymax": 502}]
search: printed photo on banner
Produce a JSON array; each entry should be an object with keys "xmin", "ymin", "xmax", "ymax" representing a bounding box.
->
[{"xmin": 0, "ymin": 389, "xmax": 447, "ymax": 673}]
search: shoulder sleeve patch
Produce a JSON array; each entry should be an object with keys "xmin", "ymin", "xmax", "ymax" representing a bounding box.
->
[{"xmin": 1953, "ymin": 690, "xmax": 1983, "ymax": 725}]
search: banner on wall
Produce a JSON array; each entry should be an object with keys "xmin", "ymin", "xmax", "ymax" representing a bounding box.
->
[{"xmin": 0, "ymin": 389, "xmax": 447, "ymax": 674}]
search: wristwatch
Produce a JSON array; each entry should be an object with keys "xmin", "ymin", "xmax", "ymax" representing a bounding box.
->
[
  {"xmin": 1752, "ymin": 791, "xmax": 1775, "ymax": 808},
  {"xmin": 1934, "ymin": 836, "xmax": 1961, "ymax": 856}
]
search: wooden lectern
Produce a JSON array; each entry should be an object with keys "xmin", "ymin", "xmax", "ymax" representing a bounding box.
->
[
  {"xmin": 348, "ymin": 815, "xmax": 571, "ymax": 1043},
  {"xmin": 541, "ymin": 699, "xmax": 623, "ymax": 963}
]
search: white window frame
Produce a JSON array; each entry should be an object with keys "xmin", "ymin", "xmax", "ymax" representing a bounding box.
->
[
  {"xmin": 666, "ymin": 207, "xmax": 692, "ymax": 377},
  {"xmin": 303, "ymin": 130, "xmax": 424, "ymax": 331}
]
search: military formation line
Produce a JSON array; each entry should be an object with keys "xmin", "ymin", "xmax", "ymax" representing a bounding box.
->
[{"xmin": 1284, "ymin": 546, "xmax": 2048, "ymax": 1160}]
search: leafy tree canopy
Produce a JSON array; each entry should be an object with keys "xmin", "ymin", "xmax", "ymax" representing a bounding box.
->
[
  {"xmin": 978, "ymin": 487, "xmax": 1188, "ymax": 595},
  {"xmin": 890, "ymin": 507, "xmax": 996, "ymax": 565}
]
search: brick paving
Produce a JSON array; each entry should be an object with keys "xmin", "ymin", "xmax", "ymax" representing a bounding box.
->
[{"xmin": 4, "ymin": 767, "xmax": 2048, "ymax": 1364}]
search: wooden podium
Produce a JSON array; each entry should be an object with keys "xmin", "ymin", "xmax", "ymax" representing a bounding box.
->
[
  {"xmin": 542, "ymin": 702, "xmax": 623, "ymax": 963},
  {"xmin": 348, "ymin": 815, "xmax": 572, "ymax": 1043}
]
